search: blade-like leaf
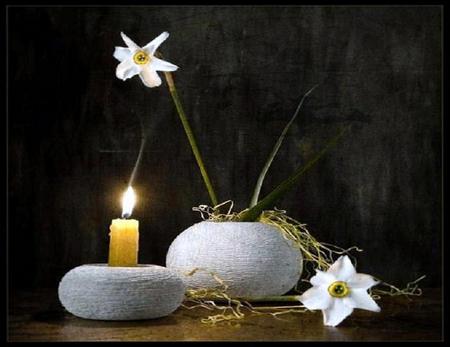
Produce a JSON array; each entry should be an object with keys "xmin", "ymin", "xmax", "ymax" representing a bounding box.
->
[
  {"xmin": 239, "ymin": 125, "xmax": 350, "ymax": 222},
  {"xmin": 249, "ymin": 84, "xmax": 319, "ymax": 207}
]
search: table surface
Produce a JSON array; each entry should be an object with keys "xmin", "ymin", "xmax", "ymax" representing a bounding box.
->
[{"xmin": 8, "ymin": 288, "xmax": 442, "ymax": 342}]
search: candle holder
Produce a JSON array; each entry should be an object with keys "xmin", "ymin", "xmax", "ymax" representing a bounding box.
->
[{"xmin": 58, "ymin": 264, "xmax": 186, "ymax": 321}]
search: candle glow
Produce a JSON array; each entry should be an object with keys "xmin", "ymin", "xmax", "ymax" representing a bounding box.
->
[{"xmin": 108, "ymin": 186, "xmax": 139, "ymax": 267}]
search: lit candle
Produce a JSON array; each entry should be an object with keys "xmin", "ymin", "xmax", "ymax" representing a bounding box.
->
[{"xmin": 108, "ymin": 186, "xmax": 139, "ymax": 267}]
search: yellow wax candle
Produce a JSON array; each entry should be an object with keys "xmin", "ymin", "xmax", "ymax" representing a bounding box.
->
[
  {"xmin": 108, "ymin": 218, "xmax": 139, "ymax": 266},
  {"xmin": 108, "ymin": 186, "xmax": 139, "ymax": 267}
]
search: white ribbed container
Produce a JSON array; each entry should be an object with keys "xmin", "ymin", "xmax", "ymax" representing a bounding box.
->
[
  {"xmin": 58, "ymin": 264, "xmax": 186, "ymax": 320},
  {"xmin": 166, "ymin": 222, "xmax": 302, "ymax": 297}
]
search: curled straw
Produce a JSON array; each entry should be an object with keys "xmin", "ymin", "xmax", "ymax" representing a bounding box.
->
[{"xmin": 183, "ymin": 268, "xmax": 307, "ymax": 326}]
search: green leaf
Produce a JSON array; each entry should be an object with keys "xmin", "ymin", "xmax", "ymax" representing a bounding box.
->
[
  {"xmin": 249, "ymin": 84, "xmax": 319, "ymax": 208},
  {"xmin": 238, "ymin": 126, "xmax": 350, "ymax": 222}
]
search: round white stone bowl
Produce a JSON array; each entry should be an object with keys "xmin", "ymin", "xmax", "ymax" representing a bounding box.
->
[
  {"xmin": 166, "ymin": 221, "xmax": 303, "ymax": 297},
  {"xmin": 58, "ymin": 264, "xmax": 186, "ymax": 320}
]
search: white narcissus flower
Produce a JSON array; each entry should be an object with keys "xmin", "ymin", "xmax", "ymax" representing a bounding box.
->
[
  {"xmin": 113, "ymin": 32, "xmax": 178, "ymax": 88},
  {"xmin": 299, "ymin": 255, "xmax": 380, "ymax": 327}
]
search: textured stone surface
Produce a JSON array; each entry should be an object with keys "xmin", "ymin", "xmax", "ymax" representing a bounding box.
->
[
  {"xmin": 58, "ymin": 264, "xmax": 186, "ymax": 320},
  {"xmin": 166, "ymin": 222, "xmax": 302, "ymax": 297}
]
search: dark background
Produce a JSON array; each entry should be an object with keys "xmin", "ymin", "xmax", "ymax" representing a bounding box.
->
[{"xmin": 8, "ymin": 6, "xmax": 442, "ymax": 290}]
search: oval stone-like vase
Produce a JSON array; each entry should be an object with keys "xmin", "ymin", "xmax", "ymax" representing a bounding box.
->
[
  {"xmin": 58, "ymin": 264, "xmax": 186, "ymax": 320},
  {"xmin": 166, "ymin": 221, "xmax": 302, "ymax": 297}
]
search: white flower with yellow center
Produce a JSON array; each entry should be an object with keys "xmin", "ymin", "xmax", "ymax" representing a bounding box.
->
[
  {"xmin": 299, "ymin": 255, "xmax": 380, "ymax": 327},
  {"xmin": 113, "ymin": 32, "xmax": 178, "ymax": 88}
]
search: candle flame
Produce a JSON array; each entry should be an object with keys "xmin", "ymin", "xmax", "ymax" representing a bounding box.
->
[{"xmin": 121, "ymin": 186, "xmax": 136, "ymax": 218}]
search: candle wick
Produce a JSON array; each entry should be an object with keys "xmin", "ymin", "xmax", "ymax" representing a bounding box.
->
[{"xmin": 122, "ymin": 213, "xmax": 131, "ymax": 219}]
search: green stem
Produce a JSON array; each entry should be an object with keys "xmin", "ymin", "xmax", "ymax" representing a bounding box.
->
[
  {"xmin": 163, "ymin": 72, "xmax": 218, "ymax": 207},
  {"xmin": 198, "ymin": 295, "xmax": 302, "ymax": 303},
  {"xmin": 238, "ymin": 126, "xmax": 350, "ymax": 222},
  {"xmin": 237, "ymin": 295, "xmax": 301, "ymax": 303}
]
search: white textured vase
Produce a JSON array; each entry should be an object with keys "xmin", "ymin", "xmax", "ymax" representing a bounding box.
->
[
  {"xmin": 58, "ymin": 264, "xmax": 186, "ymax": 320},
  {"xmin": 166, "ymin": 221, "xmax": 302, "ymax": 297}
]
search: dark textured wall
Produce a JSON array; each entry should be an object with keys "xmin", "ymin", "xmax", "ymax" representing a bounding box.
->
[{"xmin": 8, "ymin": 6, "xmax": 442, "ymax": 289}]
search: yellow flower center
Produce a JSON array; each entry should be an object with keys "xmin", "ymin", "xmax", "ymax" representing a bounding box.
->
[
  {"xmin": 328, "ymin": 281, "xmax": 350, "ymax": 298},
  {"xmin": 133, "ymin": 51, "xmax": 150, "ymax": 65}
]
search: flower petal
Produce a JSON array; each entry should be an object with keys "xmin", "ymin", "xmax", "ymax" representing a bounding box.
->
[
  {"xmin": 299, "ymin": 286, "xmax": 332, "ymax": 310},
  {"xmin": 139, "ymin": 66, "xmax": 162, "ymax": 88},
  {"xmin": 116, "ymin": 59, "xmax": 140, "ymax": 81},
  {"xmin": 327, "ymin": 255, "xmax": 356, "ymax": 281},
  {"xmin": 113, "ymin": 46, "xmax": 130, "ymax": 62},
  {"xmin": 322, "ymin": 299, "xmax": 354, "ymax": 327},
  {"xmin": 143, "ymin": 31, "xmax": 169, "ymax": 55},
  {"xmin": 344, "ymin": 289, "xmax": 381, "ymax": 312},
  {"xmin": 120, "ymin": 32, "xmax": 141, "ymax": 52},
  {"xmin": 310, "ymin": 270, "xmax": 336, "ymax": 287},
  {"xmin": 348, "ymin": 273, "xmax": 379, "ymax": 290},
  {"xmin": 150, "ymin": 56, "xmax": 179, "ymax": 72}
]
